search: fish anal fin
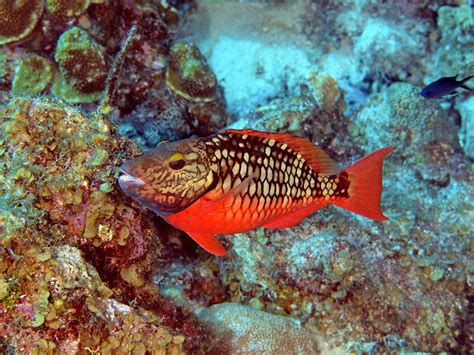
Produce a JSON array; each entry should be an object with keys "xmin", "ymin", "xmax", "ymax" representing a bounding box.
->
[
  {"xmin": 224, "ymin": 129, "xmax": 340, "ymax": 175},
  {"xmin": 263, "ymin": 202, "xmax": 329, "ymax": 229},
  {"xmin": 187, "ymin": 232, "xmax": 227, "ymax": 256},
  {"xmin": 202, "ymin": 173, "xmax": 257, "ymax": 214}
]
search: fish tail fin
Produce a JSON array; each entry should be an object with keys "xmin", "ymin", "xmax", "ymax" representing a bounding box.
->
[
  {"xmin": 334, "ymin": 147, "xmax": 395, "ymax": 220},
  {"xmin": 461, "ymin": 75, "xmax": 474, "ymax": 83},
  {"xmin": 461, "ymin": 75, "xmax": 474, "ymax": 90}
]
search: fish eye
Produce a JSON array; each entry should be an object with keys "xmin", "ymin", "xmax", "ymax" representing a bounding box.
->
[{"xmin": 169, "ymin": 153, "xmax": 186, "ymax": 170}]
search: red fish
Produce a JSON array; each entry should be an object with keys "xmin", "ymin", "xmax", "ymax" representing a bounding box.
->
[{"xmin": 119, "ymin": 129, "xmax": 395, "ymax": 256}]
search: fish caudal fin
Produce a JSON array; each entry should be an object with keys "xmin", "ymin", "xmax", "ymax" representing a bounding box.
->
[
  {"xmin": 461, "ymin": 75, "xmax": 474, "ymax": 91},
  {"xmin": 334, "ymin": 147, "xmax": 395, "ymax": 220}
]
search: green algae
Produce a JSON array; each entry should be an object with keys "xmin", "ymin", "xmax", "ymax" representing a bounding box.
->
[{"xmin": 88, "ymin": 147, "xmax": 110, "ymax": 167}]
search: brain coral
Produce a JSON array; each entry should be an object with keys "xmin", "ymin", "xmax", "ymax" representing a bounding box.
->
[
  {"xmin": 197, "ymin": 303, "xmax": 319, "ymax": 353},
  {"xmin": 0, "ymin": 0, "xmax": 44, "ymax": 45}
]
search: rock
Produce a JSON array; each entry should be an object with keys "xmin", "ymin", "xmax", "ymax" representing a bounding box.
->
[{"xmin": 455, "ymin": 96, "xmax": 474, "ymax": 159}]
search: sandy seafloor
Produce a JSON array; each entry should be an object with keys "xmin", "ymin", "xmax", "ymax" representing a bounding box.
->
[{"xmin": 0, "ymin": 0, "xmax": 473, "ymax": 353}]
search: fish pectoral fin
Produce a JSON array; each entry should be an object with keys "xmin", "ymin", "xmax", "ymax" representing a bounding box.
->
[
  {"xmin": 263, "ymin": 202, "xmax": 329, "ymax": 229},
  {"xmin": 187, "ymin": 232, "xmax": 227, "ymax": 256},
  {"xmin": 202, "ymin": 173, "xmax": 258, "ymax": 214}
]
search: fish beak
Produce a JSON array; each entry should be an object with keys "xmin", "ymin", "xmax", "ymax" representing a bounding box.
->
[{"xmin": 118, "ymin": 165, "xmax": 145, "ymax": 189}]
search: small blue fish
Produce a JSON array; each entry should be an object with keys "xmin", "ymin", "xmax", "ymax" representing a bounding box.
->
[{"xmin": 421, "ymin": 75, "xmax": 474, "ymax": 99}]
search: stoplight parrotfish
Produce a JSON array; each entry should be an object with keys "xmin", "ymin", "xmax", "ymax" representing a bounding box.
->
[
  {"xmin": 421, "ymin": 75, "xmax": 474, "ymax": 98},
  {"xmin": 119, "ymin": 129, "xmax": 395, "ymax": 256}
]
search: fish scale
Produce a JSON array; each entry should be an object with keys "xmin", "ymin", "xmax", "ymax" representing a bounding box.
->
[{"xmin": 204, "ymin": 131, "xmax": 349, "ymax": 226}]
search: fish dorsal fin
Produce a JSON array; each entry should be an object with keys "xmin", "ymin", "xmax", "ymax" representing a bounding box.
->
[{"xmin": 224, "ymin": 129, "xmax": 340, "ymax": 175}]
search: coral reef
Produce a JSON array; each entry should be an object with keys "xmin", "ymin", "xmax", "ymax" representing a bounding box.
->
[
  {"xmin": 0, "ymin": 0, "xmax": 472, "ymax": 353},
  {"xmin": 114, "ymin": 38, "xmax": 230, "ymax": 150},
  {"xmin": 166, "ymin": 41, "xmax": 218, "ymax": 103},
  {"xmin": 0, "ymin": 0, "xmax": 228, "ymax": 149},
  {"xmin": 350, "ymin": 82, "xmax": 457, "ymax": 156},
  {"xmin": 0, "ymin": 97, "xmax": 204, "ymax": 353}
]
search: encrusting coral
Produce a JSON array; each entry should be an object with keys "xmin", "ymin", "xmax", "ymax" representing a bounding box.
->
[
  {"xmin": 0, "ymin": 0, "xmax": 44, "ymax": 45},
  {"xmin": 45, "ymin": 0, "xmax": 91, "ymax": 18},
  {"xmin": 11, "ymin": 55, "xmax": 54, "ymax": 95},
  {"xmin": 53, "ymin": 26, "xmax": 108, "ymax": 103},
  {"xmin": 166, "ymin": 41, "xmax": 218, "ymax": 103}
]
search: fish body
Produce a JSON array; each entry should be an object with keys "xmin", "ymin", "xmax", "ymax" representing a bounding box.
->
[
  {"xmin": 421, "ymin": 75, "xmax": 474, "ymax": 99},
  {"xmin": 119, "ymin": 129, "xmax": 395, "ymax": 256}
]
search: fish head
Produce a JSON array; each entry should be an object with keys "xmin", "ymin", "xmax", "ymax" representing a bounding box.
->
[
  {"xmin": 421, "ymin": 86, "xmax": 437, "ymax": 99},
  {"xmin": 119, "ymin": 137, "xmax": 214, "ymax": 216}
]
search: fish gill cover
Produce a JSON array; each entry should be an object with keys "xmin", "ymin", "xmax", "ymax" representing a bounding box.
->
[{"xmin": 0, "ymin": 0, "xmax": 472, "ymax": 354}]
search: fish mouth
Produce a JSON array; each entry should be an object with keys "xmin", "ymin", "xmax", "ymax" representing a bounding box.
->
[{"xmin": 118, "ymin": 166, "xmax": 145, "ymax": 189}]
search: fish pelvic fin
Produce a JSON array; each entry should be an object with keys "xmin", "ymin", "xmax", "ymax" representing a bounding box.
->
[
  {"xmin": 187, "ymin": 232, "xmax": 227, "ymax": 256},
  {"xmin": 334, "ymin": 147, "xmax": 395, "ymax": 220}
]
